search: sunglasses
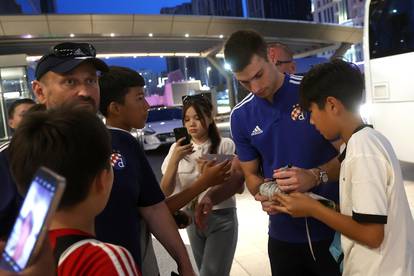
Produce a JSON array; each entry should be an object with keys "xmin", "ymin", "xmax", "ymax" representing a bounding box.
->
[
  {"xmin": 52, "ymin": 43, "xmax": 97, "ymax": 58},
  {"xmin": 275, "ymin": 60, "xmax": 293, "ymax": 66},
  {"xmin": 182, "ymin": 93, "xmax": 212, "ymax": 105}
]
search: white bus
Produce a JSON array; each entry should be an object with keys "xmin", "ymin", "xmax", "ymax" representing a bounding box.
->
[{"xmin": 363, "ymin": 0, "xmax": 414, "ymax": 164}]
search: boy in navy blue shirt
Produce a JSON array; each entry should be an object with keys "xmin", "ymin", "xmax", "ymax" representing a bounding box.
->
[
  {"xmin": 224, "ymin": 30, "xmax": 341, "ymax": 275},
  {"xmin": 98, "ymin": 66, "xmax": 195, "ymax": 276}
]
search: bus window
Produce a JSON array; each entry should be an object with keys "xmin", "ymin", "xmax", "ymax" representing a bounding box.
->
[{"xmin": 369, "ymin": 0, "xmax": 414, "ymax": 59}]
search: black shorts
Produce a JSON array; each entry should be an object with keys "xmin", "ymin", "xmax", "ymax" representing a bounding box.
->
[{"xmin": 268, "ymin": 237, "xmax": 341, "ymax": 276}]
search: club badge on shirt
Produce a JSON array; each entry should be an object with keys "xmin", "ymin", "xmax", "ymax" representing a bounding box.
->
[
  {"xmin": 291, "ymin": 104, "xmax": 306, "ymax": 121},
  {"xmin": 111, "ymin": 151, "xmax": 126, "ymax": 170}
]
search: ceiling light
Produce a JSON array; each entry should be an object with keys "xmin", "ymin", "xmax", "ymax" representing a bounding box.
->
[
  {"xmin": 185, "ymin": 33, "xmax": 189, "ymax": 38},
  {"xmin": 70, "ymin": 33, "xmax": 75, "ymax": 38},
  {"xmin": 110, "ymin": 33, "xmax": 115, "ymax": 37},
  {"xmin": 219, "ymin": 34, "xmax": 224, "ymax": 39},
  {"xmin": 148, "ymin": 33, "xmax": 153, "ymax": 37}
]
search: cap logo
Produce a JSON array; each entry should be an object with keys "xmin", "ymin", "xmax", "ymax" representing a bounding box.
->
[{"xmin": 74, "ymin": 48, "xmax": 84, "ymax": 56}]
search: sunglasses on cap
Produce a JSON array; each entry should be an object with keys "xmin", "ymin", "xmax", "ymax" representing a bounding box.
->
[
  {"xmin": 51, "ymin": 43, "xmax": 97, "ymax": 58},
  {"xmin": 182, "ymin": 93, "xmax": 212, "ymax": 105},
  {"xmin": 275, "ymin": 60, "xmax": 293, "ymax": 66}
]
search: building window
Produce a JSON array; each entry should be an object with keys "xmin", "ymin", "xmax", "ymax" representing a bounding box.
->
[{"xmin": 369, "ymin": 0, "xmax": 414, "ymax": 59}]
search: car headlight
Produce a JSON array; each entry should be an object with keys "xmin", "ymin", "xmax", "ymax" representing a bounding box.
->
[{"xmin": 143, "ymin": 127, "xmax": 156, "ymax": 135}]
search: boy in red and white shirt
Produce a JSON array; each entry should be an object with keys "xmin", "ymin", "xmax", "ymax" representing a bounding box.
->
[{"xmin": 8, "ymin": 106, "xmax": 141, "ymax": 276}]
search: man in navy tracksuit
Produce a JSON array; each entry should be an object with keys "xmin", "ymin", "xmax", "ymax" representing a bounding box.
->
[{"xmin": 224, "ymin": 30, "xmax": 341, "ymax": 275}]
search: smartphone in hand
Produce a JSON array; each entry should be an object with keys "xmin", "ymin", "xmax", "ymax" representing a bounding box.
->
[
  {"xmin": 173, "ymin": 127, "xmax": 191, "ymax": 146},
  {"xmin": 0, "ymin": 167, "xmax": 65, "ymax": 272}
]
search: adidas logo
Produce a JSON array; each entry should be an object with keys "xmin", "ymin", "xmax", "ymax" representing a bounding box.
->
[{"xmin": 251, "ymin": 125, "xmax": 263, "ymax": 136}]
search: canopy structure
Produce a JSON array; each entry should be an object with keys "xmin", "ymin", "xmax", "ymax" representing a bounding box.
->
[{"xmin": 0, "ymin": 14, "xmax": 363, "ymax": 58}]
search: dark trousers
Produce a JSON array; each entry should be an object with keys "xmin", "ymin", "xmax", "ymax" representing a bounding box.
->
[{"xmin": 268, "ymin": 237, "xmax": 341, "ymax": 276}]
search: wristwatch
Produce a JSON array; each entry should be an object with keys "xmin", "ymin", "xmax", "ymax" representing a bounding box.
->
[{"xmin": 318, "ymin": 168, "xmax": 329, "ymax": 185}]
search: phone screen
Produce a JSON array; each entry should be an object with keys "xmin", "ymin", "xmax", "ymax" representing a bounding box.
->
[
  {"xmin": 0, "ymin": 167, "xmax": 65, "ymax": 272},
  {"xmin": 201, "ymin": 154, "xmax": 234, "ymax": 163}
]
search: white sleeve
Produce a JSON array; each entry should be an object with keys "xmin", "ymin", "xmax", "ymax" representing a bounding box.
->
[
  {"xmin": 347, "ymin": 155, "xmax": 389, "ymax": 224},
  {"xmin": 218, "ymin": 137, "xmax": 236, "ymax": 155},
  {"xmin": 161, "ymin": 142, "xmax": 177, "ymax": 175}
]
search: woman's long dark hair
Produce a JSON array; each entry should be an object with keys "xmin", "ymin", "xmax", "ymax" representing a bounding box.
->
[{"xmin": 182, "ymin": 97, "xmax": 221, "ymax": 154}]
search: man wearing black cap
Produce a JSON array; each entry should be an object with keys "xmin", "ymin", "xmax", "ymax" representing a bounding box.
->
[
  {"xmin": 32, "ymin": 42, "xmax": 108, "ymax": 111},
  {"xmin": 1, "ymin": 42, "xmax": 109, "ymax": 239}
]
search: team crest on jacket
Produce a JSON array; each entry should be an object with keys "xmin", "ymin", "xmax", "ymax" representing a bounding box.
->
[
  {"xmin": 111, "ymin": 151, "xmax": 126, "ymax": 170},
  {"xmin": 291, "ymin": 104, "xmax": 306, "ymax": 121}
]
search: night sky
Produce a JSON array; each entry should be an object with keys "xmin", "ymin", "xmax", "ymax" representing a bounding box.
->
[
  {"xmin": 55, "ymin": 0, "xmax": 191, "ymax": 73},
  {"xmin": 55, "ymin": 0, "xmax": 190, "ymax": 14}
]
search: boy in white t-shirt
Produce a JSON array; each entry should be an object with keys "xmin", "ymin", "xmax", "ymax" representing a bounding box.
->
[{"xmin": 271, "ymin": 59, "xmax": 414, "ymax": 276}]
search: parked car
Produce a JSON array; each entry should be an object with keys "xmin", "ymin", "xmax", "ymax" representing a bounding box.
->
[{"xmin": 138, "ymin": 106, "xmax": 183, "ymax": 151}]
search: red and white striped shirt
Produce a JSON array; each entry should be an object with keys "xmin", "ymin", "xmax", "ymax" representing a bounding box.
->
[{"xmin": 49, "ymin": 229, "xmax": 141, "ymax": 276}]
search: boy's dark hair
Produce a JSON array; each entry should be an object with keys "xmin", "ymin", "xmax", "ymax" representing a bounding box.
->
[
  {"xmin": 8, "ymin": 98, "xmax": 36, "ymax": 118},
  {"xmin": 99, "ymin": 66, "xmax": 145, "ymax": 117},
  {"xmin": 299, "ymin": 59, "xmax": 364, "ymax": 112},
  {"xmin": 224, "ymin": 30, "xmax": 268, "ymax": 72},
  {"xmin": 9, "ymin": 104, "xmax": 111, "ymax": 210}
]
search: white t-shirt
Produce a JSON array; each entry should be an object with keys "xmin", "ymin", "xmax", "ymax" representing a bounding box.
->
[
  {"xmin": 161, "ymin": 137, "xmax": 236, "ymax": 210},
  {"xmin": 340, "ymin": 127, "xmax": 414, "ymax": 276}
]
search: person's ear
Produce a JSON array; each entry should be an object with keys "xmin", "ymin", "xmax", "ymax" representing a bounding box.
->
[
  {"xmin": 32, "ymin": 80, "xmax": 47, "ymax": 104},
  {"xmin": 108, "ymin": 102, "xmax": 122, "ymax": 116},
  {"xmin": 92, "ymin": 167, "xmax": 112, "ymax": 194},
  {"xmin": 326, "ymin": 96, "xmax": 342, "ymax": 115},
  {"xmin": 267, "ymin": 48, "xmax": 276, "ymax": 64},
  {"xmin": 8, "ymin": 118, "xmax": 16, "ymax": 129}
]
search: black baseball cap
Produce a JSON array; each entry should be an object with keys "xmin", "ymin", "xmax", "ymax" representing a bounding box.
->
[{"xmin": 35, "ymin": 42, "xmax": 109, "ymax": 80}]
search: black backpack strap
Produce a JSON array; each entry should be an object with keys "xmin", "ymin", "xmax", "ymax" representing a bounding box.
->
[{"xmin": 53, "ymin": 235, "xmax": 90, "ymax": 264}]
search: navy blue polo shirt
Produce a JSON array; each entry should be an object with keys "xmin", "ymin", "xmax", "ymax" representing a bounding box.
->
[
  {"xmin": 0, "ymin": 144, "xmax": 23, "ymax": 239},
  {"xmin": 230, "ymin": 74, "xmax": 339, "ymax": 243},
  {"xmin": 95, "ymin": 128, "xmax": 165, "ymax": 266}
]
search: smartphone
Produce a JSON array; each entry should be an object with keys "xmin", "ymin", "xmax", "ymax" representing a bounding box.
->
[
  {"xmin": 0, "ymin": 167, "xmax": 65, "ymax": 272},
  {"xmin": 201, "ymin": 154, "xmax": 234, "ymax": 163},
  {"xmin": 173, "ymin": 127, "xmax": 191, "ymax": 146}
]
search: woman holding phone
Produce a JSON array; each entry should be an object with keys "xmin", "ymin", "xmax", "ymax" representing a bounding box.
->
[{"xmin": 161, "ymin": 94, "xmax": 244, "ymax": 276}]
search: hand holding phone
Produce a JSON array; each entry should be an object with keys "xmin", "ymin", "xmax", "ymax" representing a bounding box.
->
[
  {"xmin": 0, "ymin": 167, "xmax": 65, "ymax": 272},
  {"xmin": 173, "ymin": 127, "xmax": 191, "ymax": 146}
]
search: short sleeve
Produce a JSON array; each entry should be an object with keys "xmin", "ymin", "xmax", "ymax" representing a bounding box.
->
[
  {"xmin": 347, "ymin": 155, "xmax": 388, "ymax": 224},
  {"xmin": 136, "ymin": 146, "xmax": 165, "ymax": 207},
  {"xmin": 59, "ymin": 242, "xmax": 141, "ymax": 276},
  {"xmin": 161, "ymin": 143, "xmax": 177, "ymax": 175},
  {"xmin": 230, "ymin": 110, "xmax": 258, "ymax": 161},
  {"xmin": 218, "ymin": 137, "xmax": 236, "ymax": 155}
]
